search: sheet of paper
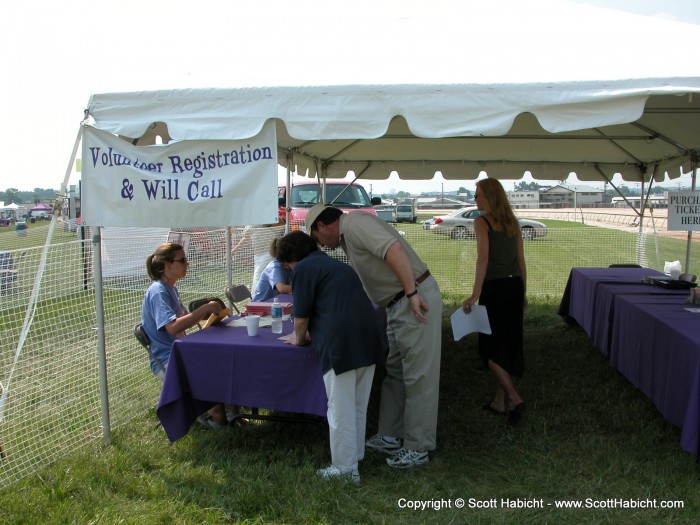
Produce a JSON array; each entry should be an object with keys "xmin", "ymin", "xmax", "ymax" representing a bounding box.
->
[{"xmin": 450, "ymin": 305, "xmax": 491, "ymax": 341}]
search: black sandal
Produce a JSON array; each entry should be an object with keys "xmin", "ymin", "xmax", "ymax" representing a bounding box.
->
[{"xmin": 507, "ymin": 402, "xmax": 525, "ymax": 424}]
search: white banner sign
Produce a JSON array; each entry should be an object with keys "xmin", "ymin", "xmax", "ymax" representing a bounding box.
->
[
  {"xmin": 82, "ymin": 122, "xmax": 279, "ymax": 227},
  {"xmin": 668, "ymin": 191, "xmax": 700, "ymax": 231}
]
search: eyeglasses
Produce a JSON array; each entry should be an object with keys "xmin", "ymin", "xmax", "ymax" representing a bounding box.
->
[{"xmin": 172, "ymin": 257, "xmax": 188, "ymax": 264}]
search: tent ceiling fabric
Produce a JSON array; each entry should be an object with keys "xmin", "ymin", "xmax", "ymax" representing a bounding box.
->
[{"xmin": 87, "ymin": 78, "xmax": 700, "ymax": 183}]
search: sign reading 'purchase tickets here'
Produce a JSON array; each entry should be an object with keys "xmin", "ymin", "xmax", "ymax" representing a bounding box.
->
[
  {"xmin": 81, "ymin": 122, "xmax": 279, "ymax": 227},
  {"xmin": 668, "ymin": 191, "xmax": 700, "ymax": 231}
]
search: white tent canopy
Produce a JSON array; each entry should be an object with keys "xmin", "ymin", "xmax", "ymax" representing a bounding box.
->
[{"xmin": 87, "ymin": 78, "xmax": 700, "ymax": 185}]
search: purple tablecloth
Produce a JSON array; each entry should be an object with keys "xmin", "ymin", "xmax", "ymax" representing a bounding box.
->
[
  {"xmin": 157, "ymin": 317, "xmax": 328, "ymax": 442},
  {"xmin": 608, "ymin": 294, "xmax": 700, "ymax": 460},
  {"xmin": 557, "ymin": 267, "xmax": 684, "ymax": 354},
  {"xmin": 558, "ymin": 267, "xmax": 657, "ymax": 330},
  {"xmin": 590, "ymin": 282, "xmax": 688, "ymax": 355},
  {"xmin": 156, "ymin": 295, "xmax": 388, "ymax": 442}
]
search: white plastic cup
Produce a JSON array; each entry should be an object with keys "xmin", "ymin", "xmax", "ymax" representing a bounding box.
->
[
  {"xmin": 245, "ymin": 315, "xmax": 260, "ymax": 336},
  {"xmin": 669, "ymin": 268, "xmax": 681, "ymax": 280}
]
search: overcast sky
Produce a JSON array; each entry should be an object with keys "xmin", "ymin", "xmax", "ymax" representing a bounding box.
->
[
  {"xmin": 570, "ymin": 0, "xmax": 700, "ymax": 24},
  {"xmin": 0, "ymin": 0, "xmax": 698, "ymax": 197}
]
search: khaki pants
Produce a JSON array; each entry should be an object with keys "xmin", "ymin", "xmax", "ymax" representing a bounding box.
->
[{"xmin": 378, "ymin": 276, "xmax": 442, "ymax": 451}]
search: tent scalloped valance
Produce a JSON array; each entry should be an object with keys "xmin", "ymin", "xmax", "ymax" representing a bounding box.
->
[{"xmin": 87, "ymin": 78, "xmax": 700, "ymax": 183}]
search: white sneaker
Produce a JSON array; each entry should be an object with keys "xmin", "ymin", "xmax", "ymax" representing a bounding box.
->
[
  {"xmin": 386, "ymin": 448, "xmax": 429, "ymax": 469},
  {"xmin": 365, "ymin": 434, "xmax": 401, "ymax": 454},
  {"xmin": 196, "ymin": 415, "xmax": 226, "ymax": 430},
  {"xmin": 316, "ymin": 465, "xmax": 361, "ymax": 484}
]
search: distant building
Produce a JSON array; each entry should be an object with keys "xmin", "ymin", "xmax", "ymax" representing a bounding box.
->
[
  {"xmin": 611, "ymin": 193, "xmax": 668, "ymax": 209},
  {"xmin": 539, "ymin": 184, "xmax": 609, "ymax": 208},
  {"xmin": 508, "ymin": 190, "xmax": 540, "ymax": 209},
  {"xmin": 416, "ymin": 196, "xmax": 467, "ymax": 209}
]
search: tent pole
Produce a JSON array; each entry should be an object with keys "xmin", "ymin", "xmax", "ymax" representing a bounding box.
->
[
  {"xmin": 226, "ymin": 227, "xmax": 233, "ymax": 294},
  {"xmin": 285, "ymin": 151, "xmax": 292, "ymax": 234},
  {"xmin": 639, "ymin": 175, "xmax": 646, "ymax": 232},
  {"xmin": 685, "ymin": 157, "xmax": 698, "ymax": 273},
  {"xmin": 54, "ymin": 125, "xmax": 84, "ymax": 240},
  {"xmin": 92, "ymin": 227, "xmax": 111, "ymax": 444},
  {"xmin": 636, "ymin": 175, "xmax": 646, "ymax": 265},
  {"xmin": 642, "ymin": 165, "xmax": 658, "ymax": 267}
]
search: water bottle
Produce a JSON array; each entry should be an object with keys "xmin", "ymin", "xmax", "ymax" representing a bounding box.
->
[{"xmin": 271, "ymin": 297, "xmax": 283, "ymax": 334}]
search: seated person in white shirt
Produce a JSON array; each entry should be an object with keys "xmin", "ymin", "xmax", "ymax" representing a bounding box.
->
[{"xmin": 252, "ymin": 238, "xmax": 292, "ymax": 301}]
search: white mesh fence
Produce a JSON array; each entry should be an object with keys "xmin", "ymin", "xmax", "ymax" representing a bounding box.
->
[{"xmin": 0, "ymin": 217, "xmax": 696, "ymax": 487}]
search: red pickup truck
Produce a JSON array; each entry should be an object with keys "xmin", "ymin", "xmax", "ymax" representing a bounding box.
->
[{"xmin": 278, "ymin": 180, "xmax": 377, "ymax": 229}]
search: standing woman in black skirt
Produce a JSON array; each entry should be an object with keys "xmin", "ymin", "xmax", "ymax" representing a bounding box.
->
[{"xmin": 462, "ymin": 178, "xmax": 527, "ymax": 424}]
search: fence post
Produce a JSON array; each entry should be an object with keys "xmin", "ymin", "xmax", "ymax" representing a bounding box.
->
[
  {"xmin": 92, "ymin": 227, "xmax": 111, "ymax": 444},
  {"xmin": 226, "ymin": 226, "xmax": 233, "ymax": 295}
]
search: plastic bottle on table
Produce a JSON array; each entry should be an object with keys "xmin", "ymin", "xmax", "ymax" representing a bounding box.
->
[{"xmin": 271, "ymin": 297, "xmax": 283, "ymax": 334}]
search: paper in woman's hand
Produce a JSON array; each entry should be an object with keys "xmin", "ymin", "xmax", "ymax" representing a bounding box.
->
[{"xmin": 450, "ymin": 305, "xmax": 491, "ymax": 341}]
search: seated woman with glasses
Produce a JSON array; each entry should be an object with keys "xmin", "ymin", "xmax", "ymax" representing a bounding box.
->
[{"xmin": 140, "ymin": 242, "xmax": 228, "ymax": 428}]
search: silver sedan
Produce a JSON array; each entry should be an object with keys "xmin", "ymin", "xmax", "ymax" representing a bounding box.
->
[{"xmin": 429, "ymin": 206, "xmax": 547, "ymax": 240}]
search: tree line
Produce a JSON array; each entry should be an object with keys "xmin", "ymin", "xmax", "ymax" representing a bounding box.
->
[{"xmin": 1, "ymin": 188, "xmax": 59, "ymax": 205}]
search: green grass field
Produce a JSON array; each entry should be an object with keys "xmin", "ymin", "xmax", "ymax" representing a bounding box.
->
[
  {"xmin": 0, "ymin": 298, "xmax": 699, "ymax": 524},
  {"xmin": 1, "ymin": 220, "xmax": 699, "ymax": 523}
]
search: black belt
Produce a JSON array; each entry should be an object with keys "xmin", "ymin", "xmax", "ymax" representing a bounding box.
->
[{"xmin": 387, "ymin": 269, "xmax": 431, "ymax": 308}]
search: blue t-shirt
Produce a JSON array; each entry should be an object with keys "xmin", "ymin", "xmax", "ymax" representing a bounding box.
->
[
  {"xmin": 140, "ymin": 280, "xmax": 188, "ymax": 375},
  {"xmin": 292, "ymin": 250, "xmax": 384, "ymax": 375},
  {"xmin": 252, "ymin": 259, "xmax": 292, "ymax": 302}
]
